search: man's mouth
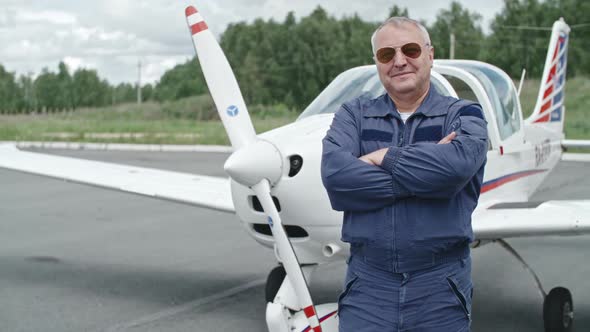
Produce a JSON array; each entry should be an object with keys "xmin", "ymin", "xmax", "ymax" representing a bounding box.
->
[{"xmin": 392, "ymin": 72, "xmax": 413, "ymax": 78}]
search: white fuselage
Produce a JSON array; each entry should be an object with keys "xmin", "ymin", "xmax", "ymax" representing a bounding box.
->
[{"xmin": 230, "ymin": 62, "xmax": 564, "ymax": 265}]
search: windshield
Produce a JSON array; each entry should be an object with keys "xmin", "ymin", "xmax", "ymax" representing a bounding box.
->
[
  {"xmin": 298, "ymin": 65, "xmax": 452, "ymax": 120},
  {"xmin": 450, "ymin": 62, "xmax": 521, "ymax": 140}
]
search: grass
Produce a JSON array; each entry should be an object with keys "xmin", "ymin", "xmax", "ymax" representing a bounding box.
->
[
  {"xmin": 0, "ymin": 97, "xmax": 299, "ymax": 145},
  {"xmin": 1, "ymin": 76, "xmax": 588, "ymax": 144},
  {"xmin": 518, "ymin": 76, "xmax": 590, "ymax": 139}
]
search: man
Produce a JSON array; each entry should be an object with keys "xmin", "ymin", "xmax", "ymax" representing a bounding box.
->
[{"xmin": 321, "ymin": 17, "xmax": 487, "ymax": 332}]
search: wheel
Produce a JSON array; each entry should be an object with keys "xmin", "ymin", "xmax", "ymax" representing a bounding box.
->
[
  {"xmin": 265, "ymin": 265, "xmax": 286, "ymax": 303},
  {"xmin": 543, "ymin": 287, "xmax": 574, "ymax": 332}
]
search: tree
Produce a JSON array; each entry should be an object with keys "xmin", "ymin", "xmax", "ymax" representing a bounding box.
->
[
  {"xmin": 154, "ymin": 58, "xmax": 207, "ymax": 101},
  {"xmin": 34, "ymin": 69, "xmax": 59, "ymax": 113},
  {"xmin": 56, "ymin": 62, "xmax": 73, "ymax": 110},
  {"xmin": 543, "ymin": 0, "xmax": 590, "ymax": 76},
  {"xmin": 429, "ymin": 1, "xmax": 485, "ymax": 60},
  {"xmin": 388, "ymin": 5, "xmax": 409, "ymax": 18},
  {"xmin": 486, "ymin": 0, "xmax": 559, "ymax": 77},
  {"xmin": 141, "ymin": 84, "xmax": 154, "ymax": 101},
  {"xmin": 17, "ymin": 74, "xmax": 36, "ymax": 113},
  {"xmin": 112, "ymin": 82, "xmax": 136, "ymax": 104},
  {"xmin": 0, "ymin": 65, "xmax": 21, "ymax": 113},
  {"xmin": 71, "ymin": 68, "xmax": 109, "ymax": 107}
]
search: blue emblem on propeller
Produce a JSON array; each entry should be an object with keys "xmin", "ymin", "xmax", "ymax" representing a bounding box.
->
[
  {"xmin": 267, "ymin": 216, "xmax": 274, "ymax": 228},
  {"xmin": 226, "ymin": 105, "xmax": 239, "ymax": 117}
]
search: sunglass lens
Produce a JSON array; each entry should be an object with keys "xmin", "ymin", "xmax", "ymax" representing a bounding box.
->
[
  {"xmin": 401, "ymin": 43, "xmax": 421, "ymax": 58},
  {"xmin": 376, "ymin": 47, "xmax": 395, "ymax": 63}
]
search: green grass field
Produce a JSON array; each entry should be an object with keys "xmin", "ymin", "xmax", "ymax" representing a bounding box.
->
[
  {"xmin": 1, "ymin": 76, "xmax": 588, "ymax": 144},
  {"xmin": 518, "ymin": 76, "xmax": 590, "ymax": 139},
  {"xmin": 0, "ymin": 97, "xmax": 298, "ymax": 145}
]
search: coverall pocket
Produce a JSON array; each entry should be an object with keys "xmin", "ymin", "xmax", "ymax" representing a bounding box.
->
[
  {"xmin": 446, "ymin": 275, "xmax": 472, "ymax": 321},
  {"xmin": 337, "ymin": 275, "xmax": 359, "ymax": 306}
]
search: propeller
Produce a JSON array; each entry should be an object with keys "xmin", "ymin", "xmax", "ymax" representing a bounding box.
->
[
  {"xmin": 185, "ymin": 6, "xmax": 256, "ymax": 150},
  {"xmin": 185, "ymin": 6, "xmax": 322, "ymax": 331}
]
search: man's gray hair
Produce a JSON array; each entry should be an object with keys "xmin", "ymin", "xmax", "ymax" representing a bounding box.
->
[{"xmin": 370, "ymin": 17, "xmax": 431, "ymax": 55}]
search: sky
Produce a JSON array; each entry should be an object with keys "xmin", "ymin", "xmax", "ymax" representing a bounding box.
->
[{"xmin": 0, "ymin": 0, "xmax": 504, "ymax": 85}]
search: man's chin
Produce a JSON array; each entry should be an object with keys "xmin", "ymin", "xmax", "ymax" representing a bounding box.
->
[{"xmin": 388, "ymin": 81, "xmax": 416, "ymax": 95}]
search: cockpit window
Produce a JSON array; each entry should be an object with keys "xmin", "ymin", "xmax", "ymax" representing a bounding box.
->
[
  {"xmin": 297, "ymin": 66, "xmax": 453, "ymax": 120},
  {"xmin": 452, "ymin": 63, "xmax": 521, "ymax": 140}
]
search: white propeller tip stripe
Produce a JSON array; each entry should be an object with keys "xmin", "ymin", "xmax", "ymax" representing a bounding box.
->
[
  {"xmin": 185, "ymin": 5, "xmax": 208, "ymax": 35},
  {"xmin": 187, "ymin": 12, "xmax": 204, "ymax": 26}
]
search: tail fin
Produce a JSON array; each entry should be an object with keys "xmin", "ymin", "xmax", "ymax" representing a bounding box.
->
[{"xmin": 527, "ymin": 18, "xmax": 570, "ymax": 132}]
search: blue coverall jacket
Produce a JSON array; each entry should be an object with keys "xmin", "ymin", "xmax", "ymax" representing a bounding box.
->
[{"xmin": 321, "ymin": 86, "xmax": 488, "ymax": 273}]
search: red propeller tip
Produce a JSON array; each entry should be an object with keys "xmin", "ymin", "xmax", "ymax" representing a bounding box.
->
[{"xmin": 185, "ymin": 6, "xmax": 198, "ymax": 17}]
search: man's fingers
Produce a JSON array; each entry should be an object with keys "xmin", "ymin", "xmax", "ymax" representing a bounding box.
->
[
  {"xmin": 438, "ymin": 131, "xmax": 456, "ymax": 144},
  {"xmin": 359, "ymin": 155, "xmax": 374, "ymax": 165}
]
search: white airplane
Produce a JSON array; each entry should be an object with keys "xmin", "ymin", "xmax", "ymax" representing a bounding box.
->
[{"xmin": 1, "ymin": 5, "xmax": 589, "ymax": 332}]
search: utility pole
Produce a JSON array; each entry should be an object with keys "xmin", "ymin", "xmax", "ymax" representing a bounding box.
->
[
  {"xmin": 137, "ymin": 60, "xmax": 142, "ymax": 105},
  {"xmin": 449, "ymin": 32, "xmax": 455, "ymax": 60}
]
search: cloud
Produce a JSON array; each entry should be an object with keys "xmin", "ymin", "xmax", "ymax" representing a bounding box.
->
[
  {"xmin": 0, "ymin": 0, "xmax": 503, "ymax": 84},
  {"xmin": 16, "ymin": 9, "xmax": 77, "ymax": 25}
]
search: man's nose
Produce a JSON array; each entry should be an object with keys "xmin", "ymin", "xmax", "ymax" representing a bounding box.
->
[{"xmin": 392, "ymin": 50, "xmax": 407, "ymax": 68}]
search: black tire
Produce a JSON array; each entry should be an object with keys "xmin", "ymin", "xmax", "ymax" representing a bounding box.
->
[
  {"xmin": 265, "ymin": 265, "xmax": 286, "ymax": 303},
  {"xmin": 543, "ymin": 287, "xmax": 574, "ymax": 332}
]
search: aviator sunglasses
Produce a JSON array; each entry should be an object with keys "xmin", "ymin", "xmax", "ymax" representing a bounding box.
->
[{"xmin": 375, "ymin": 42, "xmax": 429, "ymax": 63}]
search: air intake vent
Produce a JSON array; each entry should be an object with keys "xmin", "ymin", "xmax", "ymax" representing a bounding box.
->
[
  {"xmin": 288, "ymin": 155, "xmax": 303, "ymax": 177},
  {"xmin": 252, "ymin": 224, "xmax": 309, "ymax": 238},
  {"xmin": 251, "ymin": 196, "xmax": 281, "ymax": 212}
]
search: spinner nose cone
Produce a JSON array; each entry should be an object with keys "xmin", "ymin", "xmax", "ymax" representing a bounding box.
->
[{"xmin": 224, "ymin": 140, "xmax": 283, "ymax": 187}]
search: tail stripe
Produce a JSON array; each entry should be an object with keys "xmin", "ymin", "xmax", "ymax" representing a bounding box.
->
[{"xmin": 534, "ymin": 32, "xmax": 568, "ymax": 123}]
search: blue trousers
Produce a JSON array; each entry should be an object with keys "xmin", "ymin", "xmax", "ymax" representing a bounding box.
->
[{"xmin": 338, "ymin": 254, "xmax": 473, "ymax": 332}]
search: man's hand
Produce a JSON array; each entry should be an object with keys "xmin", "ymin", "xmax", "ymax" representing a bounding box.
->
[
  {"xmin": 437, "ymin": 132, "xmax": 456, "ymax": 144},
  {"xmin": 359, "ymin": 148, "xmax": 388, "ymax": 166}
]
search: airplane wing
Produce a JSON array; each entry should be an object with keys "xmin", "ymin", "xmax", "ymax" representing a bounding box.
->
[
  {"xmin": 562, "ymin": 153, "xmax": 590, "ymax": 162},
  {"xmin": 474, "ymin": 200, "xmax": 590, "ymax": 240},
  {"xmin": 563, "ymin": 139, "xmax": 590, "ymax": 149},
  {"xmin": 562, "ymin": 140, "xmax": 590, "ymax": 163},
  {"xmin": 0, "ymin": 143, "xmax": 234, "ymax": 213}
]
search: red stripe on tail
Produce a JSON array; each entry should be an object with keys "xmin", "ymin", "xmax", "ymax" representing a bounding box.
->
[
  {"xmin": 534, "ymin": 113, "xmax": 551, "ymax": 123},
  {"xmin": 543, "ymin": 85, "xmax": 553, "ymax": 100},
  {"xmin": 546, "ymin": 65, "xmax": 556, "ymax": 83}
]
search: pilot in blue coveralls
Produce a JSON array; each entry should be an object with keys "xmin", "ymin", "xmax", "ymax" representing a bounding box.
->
[{"xmin": 321, "ymin": 17, "xmax": 487, "ymax": 332}]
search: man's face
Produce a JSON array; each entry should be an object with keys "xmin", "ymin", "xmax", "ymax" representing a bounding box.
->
[{"xmin": 374, "ymin": 23, "xmax": 433, "ymax": 98}]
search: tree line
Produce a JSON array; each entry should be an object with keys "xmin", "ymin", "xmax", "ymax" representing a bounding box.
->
[
  {"xmin": 0, "ymin": 0, "xmax": 588, "ymax": 113},
  {"xmin": 0, "ymin": 62, "xmax": 155, "ymax": 114}
]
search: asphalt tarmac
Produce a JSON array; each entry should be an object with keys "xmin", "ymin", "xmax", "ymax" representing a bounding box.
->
[{"xmin": 1, "ymin": 149, "xmax": 589, "ymax": 332}]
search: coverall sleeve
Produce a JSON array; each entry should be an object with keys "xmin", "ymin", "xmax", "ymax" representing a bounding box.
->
[
  {"xmin": 321, "ymin": 104, "xmax": 397, "ymax": 212},
  {"xmin": 380, "ymin": 105, "xmax": 488, "ymax": 199}
]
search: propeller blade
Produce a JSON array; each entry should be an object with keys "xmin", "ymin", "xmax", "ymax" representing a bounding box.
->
[
  {"xmin": 185, "ymin": 6, "xmax": 256, "ymax": 150},
  {"xmin": 252, "ymin": 179, "xmax": 323, "ymax": 332}
]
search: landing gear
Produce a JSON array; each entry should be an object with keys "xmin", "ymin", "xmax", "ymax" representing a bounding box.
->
[
  {"xmin": 496, "ymin": 239, "xmax": 574, "ymax": 332},
  {"xmin": 543, "ymin": 287, "xmax": 574, "ymax": 332},
  {"xmin": 265, "ymin": 264, "xmax": 339, "ymax": 332},
  {"xmin": 265, "ymin": 265, "xmax": 286, "ymax": 303}
]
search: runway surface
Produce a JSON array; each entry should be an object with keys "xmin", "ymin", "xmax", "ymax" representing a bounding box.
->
[{"xmin": 1, "ymin": 148, "xmax": 589, "ymax": 332}]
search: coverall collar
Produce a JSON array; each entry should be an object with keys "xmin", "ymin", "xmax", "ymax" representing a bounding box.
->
[{"xmin": 363, "ymin": 83, "xmax": 447, "ymax": 118}]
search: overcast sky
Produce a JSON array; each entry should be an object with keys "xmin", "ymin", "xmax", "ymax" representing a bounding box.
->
[{"xmin": 0, "ymin": 0, "xmax": 504, "ymax": 85}]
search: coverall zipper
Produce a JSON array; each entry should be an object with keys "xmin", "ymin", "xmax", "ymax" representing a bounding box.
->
[{"xmin": 393, "ymin": 113, "xmax": 417, "ymax": 272}]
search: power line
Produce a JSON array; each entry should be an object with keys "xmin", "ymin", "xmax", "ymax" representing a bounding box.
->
[
  {"xmin": 497, "ymin": 22, "xmax": 590, "ymax": 31},
  {"xmin": 497, "ymin": 25, "xmax": 552, "ymax": 31},
  {"xmin": 571, "ymin": 23, "xmax": 590, "ymax": 29}
]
